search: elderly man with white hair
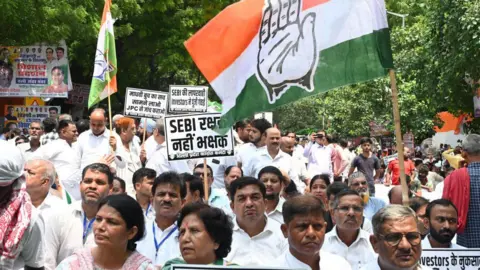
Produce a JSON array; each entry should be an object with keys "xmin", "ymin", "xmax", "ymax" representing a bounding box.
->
[
  {"xmin": 348, "ymin": 171, "xmax": 386, "ymax": 220},
  {"xmin": 0, "ymin": 141, "xmax": 45, "ymax": 269},
  {"xmin": 25, "ymin": 159, "xmax": 66, "ymax": 214}
]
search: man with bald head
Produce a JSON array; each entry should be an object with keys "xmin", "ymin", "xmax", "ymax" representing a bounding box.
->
[
  {"xmin": 76, "ymin": 108, "xmax": 117, "ymax": 170},
  {"xmin": 25, "ymin": 159, "xmax": 65, "ymax": 213},
  {"xmin": 244, "ymin": 128, "xmax": 296, "ymax": 183},
  {"xmin": 281, "ymin": 136, "xmax": 308, "ymax": 192}
]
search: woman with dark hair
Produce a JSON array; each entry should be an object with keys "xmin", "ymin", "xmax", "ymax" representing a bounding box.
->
[
  {"xmin": 162, "ymin": 203, "xmax": 236, "ymax": 269},
  {"xmin": 56, "ymin": 195, "xmax": 154, "ymax": 269},
  {"xmin": 309, "ymin": 174, "xmax": 331, "ymax": 207}
]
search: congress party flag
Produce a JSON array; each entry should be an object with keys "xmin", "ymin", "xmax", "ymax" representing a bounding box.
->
[
  {"xmin": 185, "ymin": 0, "xmax": 394, "ymax": 132},
  {"xmin": 88, "ymin": 0, "xmax": 118, "ymax": 109}
]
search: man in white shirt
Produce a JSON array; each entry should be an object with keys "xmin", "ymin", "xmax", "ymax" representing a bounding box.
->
[
  {"xmin": 421, "ymin": 199, "xmax": 464, "ymax": 249},
  {"xmin": 277, "ymin": 195, "xmax": 352, "ymax": 270},
  {"xmin": 43, "ymin": 163, "xmax": 113, "ymax": 269},
  {"xmin": 362, "ymin": 205, "xmax": 428, "ymax": 270},
  {"xmin": 25, "ymin": 159, "xmax": 65, "ymax": 214},
  {"xmin": 323, "ymin": 190, "xmax": 376, "ymax": 270},
  {"xmin": 193, "ymin": 164, "xmax": 232, "ymax": 216},
  {"xmin": 304, "ymin": 130, "xmax": 334, "ymax": 178},
  {"xmin": 226, "ymin": 177, "xmax": 287, "ymax": 266},
  {"xmin": 224, "ymin": 165, "xmax": 243, "ymax": 198},
  {"xmin": 136, "ymin": 172, "xmax": 184, "ymax": 267},
  {"xmin": 234, "ymin": 119, "xmax": 251, "ymax": 146},
  {"xmin": 281, "ymin": 136, "xmax": 308, "ymax": 192},
  {"xmin": 132, "ymin": 168, "xmax": 156, "ymax": 220},
  {"xmin": 244, "ymin": 128, "xmax": 296, "ymax": 181},
  {"xmin": 146, "ymin": 119, "xmax": 190, "ymax": 175},
  {"xmin": 340, "ymin": 139, "xmax": 354, "ymax": 180},
  {"xmin": 236, "ymin": 118, "xmax": 271, "ymax": 168},
  {"xmin": 258, "ymin": 166, "xmax": 286, "ymax": 224},
  {"xmin": 17, "ymin": 121, "xmax": 43, "ymax": 161}
]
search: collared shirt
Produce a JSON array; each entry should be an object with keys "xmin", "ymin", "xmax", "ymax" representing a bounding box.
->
[
  {"xmin": 267, "ymin": 197, "xmax": 285, "ymax": 224},
  {"xmin": 236, "ymin": 143, "xmax": 266, "ymax": 166},
  {"xmin": 114, "ymin": 135, "xmax": 142, "ymax": 196},
  {"xmin": 226, "ymin": 216, "xmax": 288, "ymax": 266},
  {"xmin": 276, "ymin": 250, "xmax": 352, "ymax": 270},
  {"xmin": 456, "ymin": 162, "xmax": 480, "ymax": 248},
  {"xmin": 33, "ymin": 139, "xmax": 81, "ymax": 201},
  {"xmin": 76, "ymin": 129, "xmax": 113, "ymax": 170},
  {"xmin": 360, "ymin": 257, "xmax": 430, "ymax": 270},
  {"xmin": 9, "ymin": 208, "xmax": 45, "ymax": 270},
  {"xmin": 144, "ymin": 135, "xmax": 159, "ymax": 161},
  {"xmin": 41, "ymin": 131, "xmax": 59, "ymax": 145},
  {"xmin": 421, "ymin": 235, "xmax": 465, "ymax": 249},
  {"xmin": 364, "ymin": 197, "xmax": 386, "ymax": 220},
  {"xmin": 243, "ymin": 149, "xmax": 295, "ymax": 181},
  {"xmin": 37, "ymin": 193, "xmax": 67, "ymax": 216},
  {"xmin": 322, "ymin": 227, "xmax": 376, "ymax": 270},
  {"xmin": 136, "ymin": 219, "xmax": 180, "ymax": 267},
  {"xmin": 209, "ymin": 188, "xmax": 233, "ymax": 216},
  {"xmin": 17, "ymin": 142, "xmax": 41, "ymax": 161},
  {"xmin": 43, "ymin": 200, "xmax": 96, "ymax": 270},
  {"xmin": 304, "ymin": 142, "xmax": 334, "ymax": 176},
  {"xmin": 145, "ymin": 142, "xmax": 191, "ymax": 176}
]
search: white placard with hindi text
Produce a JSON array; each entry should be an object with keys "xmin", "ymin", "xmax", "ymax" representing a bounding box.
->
[
  {"xmin": 124, "ymin": 88, "xmax": 168, "ymax": 119},
  {"xmin": 168, "ymin": 85, "xmax": 208, "ymax": 113},
  {"xmin": 165, "ymin": 113, "xmax": 234, "ymax": 161},
  {"xmin": 420, "ymin": 249, "xmax": 480, "ymax": 270}
]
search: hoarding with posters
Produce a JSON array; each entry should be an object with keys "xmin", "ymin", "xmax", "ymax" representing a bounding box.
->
[
  {"xmin": 0, "ymin": 41, "xmax": 72, "ymax": 98},
  {"xmin": 65, "ymin": 83, "xmax": 90, "ymax": 105},
  {"xmin": 4, "ymin": 105, "xmax": 60, "ymax": 129}
]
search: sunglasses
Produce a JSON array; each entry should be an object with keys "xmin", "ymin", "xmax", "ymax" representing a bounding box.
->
[{"xmin": 378, "ymin": 232, "xmax": 421, "ymax": 246}]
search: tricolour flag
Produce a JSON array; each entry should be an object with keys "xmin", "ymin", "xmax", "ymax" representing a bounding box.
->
[
  {"xmin": 185, "ymin": 0, "xmax": 393, "ymax": 131},
  {"xmin": 88, "ymin": 0, "xmax": 118, "ymax": 109}
]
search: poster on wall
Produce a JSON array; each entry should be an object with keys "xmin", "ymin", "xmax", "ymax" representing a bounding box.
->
[
  {"xmin": 0, "ymin": 40, "xmax": 72, "ymax": 98},
  {"xmin": 65, "ymin": 83, "xmax": 90, "ymax": 105},
  {"xmin": 3, "ymin": 105, "xmax": 61, "ymax": 128}
]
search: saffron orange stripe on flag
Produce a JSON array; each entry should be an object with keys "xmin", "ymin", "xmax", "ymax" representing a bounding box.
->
[
  {"xmin": 101, "ymin": 0, "xmax": 112, "ymax": 23},
  {"xmin": 185, "ymin": 0, "xmax": 329, "ymax": 83}
]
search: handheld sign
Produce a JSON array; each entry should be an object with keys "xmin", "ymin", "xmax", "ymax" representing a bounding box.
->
[
  {"xmin": 165, "ymin": 113, "xmax": 234, "ymax": 161},
  {"xmin": 124, "ymin": 88, "xmax": 168, "ymax": 118},
  {"xmin": 421, "ymin": 249, "xmax": 480, "ymax": 270},
  {"xmin": 168, "ymin": 85, "xmax": 208, "ymax": 113}
]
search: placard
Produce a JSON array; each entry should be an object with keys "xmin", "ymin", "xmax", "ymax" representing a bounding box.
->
[
  {"xmin": 0, "ymin": 41, "xmax": 72, "ymax": 98},
  {"xmin": 172, "ymin": 265, "xmax": 301, "ymax": 270},
  {"xmin": 169, "ymin": 85, "xmax": 208, "ymax": 113},
  {"xmin": 65, "ymin": 83, "xmax": 90, "ymax": 105},
  {"xmin": 165, "ymin": 113, "xmax": 234, "ymax": 161},
  {"xmin": 421, "ymin": 249, "xmax": 480, "ymax": 270},
  {"xmin": 254, "ymin": 112, "xmax": 273, "ymax": 124},
  {"xmin": 3, "ymin": 105, "xmax": 61, "ymax": 129},
  {"xmin": 124, "ymin": 88, "xmax": 168, "ymax": 118}
]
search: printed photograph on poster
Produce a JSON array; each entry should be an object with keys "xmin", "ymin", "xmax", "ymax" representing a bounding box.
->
[
  {"xmin": 168, "ymin": 85, "xmax": 208, "ymax": 113},
  {"xmin": 3, "ymin": 105, "xmax": 61, "ymax": 129},
  {"xmin": 124, "ymin": 88, "xmax": 168, "ymax": 119},
  {"xmin": 421, "ymin": 249, "xmax": 480, "ymax": 270},
  {"xmin": 65, "ymin": 83, "xmax": 90, "ymax": 105},
  {"xmin": 165, "ymin": 113, "xmax": 234, "ymax": 161},
  {"xmin": 0, "ymin": 41, "xmax": 72, "ymax": 98}
]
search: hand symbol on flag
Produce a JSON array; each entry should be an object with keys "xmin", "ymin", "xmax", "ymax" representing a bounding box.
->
[{"xmin": 257, "ymin": 0, "xmax": 318, "ymax": 104}]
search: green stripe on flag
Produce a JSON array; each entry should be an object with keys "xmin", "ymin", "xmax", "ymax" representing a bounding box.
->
[{"xmin": 218, "ymin": 29, "xmax": 393, "ymax": 131}]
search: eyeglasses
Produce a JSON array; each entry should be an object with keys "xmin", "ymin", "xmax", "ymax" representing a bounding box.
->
[
  {"xmin": 378, "ymin": 232, "xmax": 422, "ymax": 246},
  {"xmin": 351, "ymin": 181, "xmax": 367, "ymax": 187},
  {"xmin": 335, "ymin": 205, "xmax": 363, "ymax": 213}
]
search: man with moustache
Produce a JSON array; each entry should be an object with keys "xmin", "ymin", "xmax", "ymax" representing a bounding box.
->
[
  {"xmin": 236, "ymin": 118, "xmax": 271, "ymax": 168},
  {"xmin": 281, "ymin": 136, "xmax": 308, "ymax": 192},
  {"xmin": 132, "ymin": 168, "xmax": 156, "ymax": 220},
  {"xmin": 234, "ymin": 119, "xmax": 251, "ymax": 145},
  {"xmin": 422, "ymin": 199, "xmax": 464, "ymax": 248},
  {"xmin": 348, "ymin": 171, "xmax": 385, "ymax": 220},
  {"xmin": 136, "ymin": 172, "xmax": 185, "ymax": 267},
  {"xmin": 277, "ymin": 195, "xmax": 352, "ymax": 270},
  {"xmin": 362, "ymin": 205, "xmax": 430, "ymax": 270},
  {"xmin": 44, "ymin": 163, "xmax": 113, "ymax": 269},
  {"xmin": 323, "ymin": 190, "xmax": 376, "ymax": 270},
  {"xmin": 259, "ymin": 166, "xmax": 287, "ymax": 224},
  {"xmin": 17, "ymin": 121, "xmax": 43, "ymax": 161}
]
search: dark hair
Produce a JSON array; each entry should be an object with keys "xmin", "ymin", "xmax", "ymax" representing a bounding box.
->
[
  {"xmin": 76, "ymin": 119, "xmax": 90, "ymax": 134},
  {"xmin": 229, "ymin": 177, "xmax": 266, "ymax": 201},
  {"xmin": 258, "ymin": 166, "xmax": 286, "ymax": 184},
  {"xmin": 326, "ymin": 181, "xmax": 348, "ymax": 200},
  {"xmin": 56, "ymin": 47, "xmax": 65, "ymax": 53},
  {"xmin": 310, "ymin": 174, "xmax": 331, "ymax": 191},
  {"xmin": 7, "ymin": 105, "xmax": 13, "ymax": 110},
  {"xmin": 57, "ymin": 119, "xmax": 74, "ymax": 132},
  {"xmin": 332, "ymin": 189, "xmax": 364, "ymax": 209},
  {"xmin": 418, "ymin": 164, "xmax": 429, "ymax": 174},
  {"xmin": 49, "ymin": 107, "xmax": 59, "ymax": 113},
  {"xmin": 225, "ymin": 165, "xmax": 243, "ymax": 177},
  {"xmin": 193, "ymin": 164, "xmax": 213, "ymax": 176},
  {"xmin": 113, "ymin": 177, "xmax": 126, "ymax": 192},
  {"xmin": 283, "ymin": 194, "xmax": 326, "ymax": 224},
  {"xmin": 409, "ymin": 196, "xmax": 429, "ymax": 213},
  {"xmin": 177, "ymin": 202, "xmax": 233, "ymax": 259},
  {"xmin": 339, "ymin": 139, "xmax": 348, "ymax": 148},
  {"xmin": 132, "ymin": 168, "xmax": 156, "ymax": 191},
  {"xmin": 234, "ymin": 119, "xmax": 250, "ymax": 130},
  {"xmin": 46, "ymin": 47, "xmax": 53, "ymax": 53},
  {"xmin": 151, "ymin": 171, "xmax": 186, "ymax": 199},
  {"xmin": 250, "ymin": 118, "xmax": 272, "ymax": 135},
  {"xmin": 15, "ymin": 135, "xmax": 29, "ymax": 144},
  {"xmin": 360, "ymin": 137, "xmax": 373, "ymax": 145},
  {"xmin": 284, "ymin": 180, "xmax": 300, "ymax": 198},
  {"xmin": 181, "ymin": 173, "xmax": 205, "ymax": 199},
  {"xmin": 82, "ymin": 163, "xmax": 114, "ymax": 185},
  {"xmin": 51, "ymin": 66, "xmax": 64, "ymax": 75},
  {"xmin": 425, "ymin": 199, "xmax": 458, "ymax": 219},
  {"xmin": 43, "ymin": 117, "xmax": 57, "ymax": 133},
  {"xmin": 98, "ymin": 195, "xmax": 145, "ymax": 251}
]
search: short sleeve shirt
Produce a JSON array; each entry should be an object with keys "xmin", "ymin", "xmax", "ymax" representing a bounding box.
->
[
  {"xmin": 388, "ymin": 159, "xmax": 415, "ymax": 185},
  {"xmin": 351, "ymin": 154, "xmax": 380, "ymax": 183}
]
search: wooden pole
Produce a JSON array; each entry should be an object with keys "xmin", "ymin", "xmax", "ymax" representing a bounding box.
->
[
  {"xmin": 389, "ymin": 70, "xmax": 409, "ymax": 206},
  {"xmin": 203, "ymin": 158, "xmax": 209, "ymax": 202},
  {"xmin": 142, "ymin": 118, "xmax": 147, "ymax": 144},
  {"xmin": 107, "ymin": 87, "xmax": 114, "ymax": 154}
]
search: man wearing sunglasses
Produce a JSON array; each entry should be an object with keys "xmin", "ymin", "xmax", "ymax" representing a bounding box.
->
[
  {"xmin": 363, "ymin": 205, "xmax": 428, "ymax": 270},
  {"xmin": 323, "ymin": 189, "xmax": 376, "ymax": 270},
  {"xmin": 304, "ymin": 130, "xmax": 335, "ymax": 179}
]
